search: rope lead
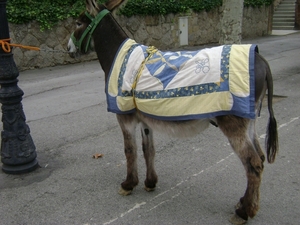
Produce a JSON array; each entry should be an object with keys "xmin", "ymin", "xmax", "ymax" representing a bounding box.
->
[
  {"xmin": 0, "ymin": 38, "xmax": 68, "ymax": 53},
  {"xmin": 0, "ymin": 38, "xmax": 40, "ymax": 53}
]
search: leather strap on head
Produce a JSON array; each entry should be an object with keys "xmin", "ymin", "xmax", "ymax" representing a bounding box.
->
[{"xmin": 70, "ymin": 9, "xmax": 110, "ymax": 53}]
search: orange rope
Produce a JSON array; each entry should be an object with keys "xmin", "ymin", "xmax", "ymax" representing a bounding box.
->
[{"xmin": 0, "ymin": 38, "xmax": 40, "ymax": 53}]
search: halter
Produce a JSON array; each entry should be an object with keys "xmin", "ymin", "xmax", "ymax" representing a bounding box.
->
[{"xmin": 70, "ymin": 9, "xmax": 110, "ymax": 53}]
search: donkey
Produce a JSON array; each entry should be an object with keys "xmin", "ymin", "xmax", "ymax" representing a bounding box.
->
[{"xmin": 67, "ymin": 0, "xmax": 278, "ymax": 223}]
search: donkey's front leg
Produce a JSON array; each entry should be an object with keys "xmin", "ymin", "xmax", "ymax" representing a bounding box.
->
[
  {"xmin": 117, "ymin": 114, "xmax": 139, "ymax": 196},
  {"xmin": 141, "ymin": 122, "xmax": 158, "ymax": 192}
]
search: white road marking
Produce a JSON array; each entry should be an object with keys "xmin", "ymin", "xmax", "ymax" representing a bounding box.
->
[
  {"xmin": 103, "ymin": 218, "xmax": 118, "ymax": 225},
  {"xmin": 260, "ymin": 116, "xmax": 299, "ymax": 139},
  {"xmin": 120, "ymin": 202, "xmax": 146, "ymax": 218},
  {"xmin": 278, "ymin": 116, "xmax": 299, "ymax": 129}
]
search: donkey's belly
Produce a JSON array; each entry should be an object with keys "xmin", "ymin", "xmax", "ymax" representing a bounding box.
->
[{"xmin": 138, "ymin": 112, "xmax": 211, "ymax": 138}]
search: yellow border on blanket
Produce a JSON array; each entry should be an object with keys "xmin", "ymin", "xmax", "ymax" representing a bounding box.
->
[
  {"xmin": 229, "ymin": 45, "xmax": 251, "ymax": 97},
  {"xmin": 108, "ymin": 39, "xmax": 137, "ymax": 97},
  {"xmin": 136, "ymin": 92, "xmax": 233, "ymax": 117},
  {"xmin": 117, "ymin": 96, "xmax": 136, "ymax": 112}
]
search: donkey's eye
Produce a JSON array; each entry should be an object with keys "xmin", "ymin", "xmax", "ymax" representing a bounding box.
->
[{"xmin": 76, "ymin": 21, "xmax": 82, "ymax": 27}]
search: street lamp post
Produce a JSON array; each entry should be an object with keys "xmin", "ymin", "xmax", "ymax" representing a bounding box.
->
[{"xmin": 0, "ymin": 0, "xmax": 38, "ymax": 173}]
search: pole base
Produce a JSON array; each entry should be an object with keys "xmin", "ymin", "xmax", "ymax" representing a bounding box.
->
[{"xmin": 2, "ymin": 159, "xmax": 39, "ymax": 174}]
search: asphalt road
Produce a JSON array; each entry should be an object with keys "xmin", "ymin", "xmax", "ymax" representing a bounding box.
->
[{"xmin": 0, "ymin": 32, "xmax": 299, "ymax": 225}]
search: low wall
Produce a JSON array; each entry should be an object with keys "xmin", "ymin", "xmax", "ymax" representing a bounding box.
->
[
  {"xmin": 243, "ymin": 5, "xmax": 273, "ymax": 38},
  {"xmin": 8, "ymin": 18, "xmax": 97, "ymax": 71},
  {"xmin": 117, "ymin": 9, "xmax": 221, "ymax": 49},
  {"xmin": 8, "ymin": 6, "xmax": 272, "ymax": 71}
]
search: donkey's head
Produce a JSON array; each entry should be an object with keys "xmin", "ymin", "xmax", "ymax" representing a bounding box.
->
[{"xmin": 67, "ymin": 0, "xmax": 125, "ymax": 58}]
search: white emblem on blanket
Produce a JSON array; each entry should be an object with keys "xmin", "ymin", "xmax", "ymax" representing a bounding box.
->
[{"xmin": 106, "ymin": 39, "xmax": 256, "ymax": 120}]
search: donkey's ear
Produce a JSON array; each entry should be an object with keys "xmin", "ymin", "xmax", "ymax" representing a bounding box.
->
[
  {"xmin": 86, "ymin": 0, "xmax": 99, "ymax": 16},
  {"xmin": 104, "ymin": 0, "xmax": 125, "ymax": 11}
]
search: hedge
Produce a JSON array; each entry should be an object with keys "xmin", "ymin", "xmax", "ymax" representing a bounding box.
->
[{"xmin": 6, "ymin": 0, "xmax": 274, "ymax": 30}]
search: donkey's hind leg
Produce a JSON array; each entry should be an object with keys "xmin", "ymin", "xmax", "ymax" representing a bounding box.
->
[
  {"xmin": 216, "ymin": 115, "xmax": 264, "ymax": 224},
  {"xmin": 117, "ymin": 114, "xmax": 139, "ymax": 196},
  {"xmin": 249, "ymin": 119, "xmax": 265, "ymax": 163},
  {"xmin": 141, "ymin": 122, "xmax": 158, "ymax": 192}
]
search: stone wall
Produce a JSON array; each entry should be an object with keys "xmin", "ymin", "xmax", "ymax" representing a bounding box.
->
[
  {"xmin": 116, "ymin": 9, "xmax": 221, "ymax": 49},
  {"xmin": 242, "ymin": 5, "xmax": 273, "ymax": 38},
  {"xmin": 9, "ymin": 5, "xmax": 272, "ymax": 71},
  {"xmin": 8, "ymin": 18, "xmax": 97, "ymax": 71}
]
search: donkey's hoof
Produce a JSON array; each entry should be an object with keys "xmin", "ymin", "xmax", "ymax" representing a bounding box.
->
[
  {"xmin": 144, "ymin": 186, "xmax": 155, "ymax": 192},
  {"xmin": 235, "ymin": 201, "xmax": 242, "ymax": 210},
  {"xmin": 230, "ymin": 214, "xmax": 247, "ymax": 225},
  {"xmin": 118, "ymin": 187, "xmax": 132, "ymax": 196}
]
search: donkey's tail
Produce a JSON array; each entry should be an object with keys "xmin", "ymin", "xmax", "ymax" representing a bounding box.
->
[{"xmin": 263, "ymin": 57, "xmax": 279, "ymax": 163}]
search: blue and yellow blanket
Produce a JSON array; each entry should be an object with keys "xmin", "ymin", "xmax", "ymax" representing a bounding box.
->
[{"xmin": 106, "ymin": 38, "xmax": 257, "ymax": 121}]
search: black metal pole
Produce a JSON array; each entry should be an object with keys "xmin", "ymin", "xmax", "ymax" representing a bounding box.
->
[{"xmin": 0, "ymin": 0, "xmax": 38, "ymax": 174}]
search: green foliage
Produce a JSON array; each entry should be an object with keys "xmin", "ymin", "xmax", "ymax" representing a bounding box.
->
[
  {"xmin": 188, "ymin": 0, "xmax": 223, "ymax": 12},
  {"xmin": 119, "ymin": 0, "xmax": 223, "ymax": 17},
  {"xmin": 119, "ymin": 0, "xmax": 274, "ymax": 16},
  {"xmin": 6, "ymin": 0, "xmax": 274, "ymax": 29},
  {"xmin": 244, "ymin": 0, "xmax": 274, "ymax": 7},
  {"xmin": 6, "ymin": 0, "xmax": 87, "ymax": 31}
]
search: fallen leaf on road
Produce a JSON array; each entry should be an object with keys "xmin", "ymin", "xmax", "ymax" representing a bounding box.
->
[{"xmin": 93, "ymin": 153, "xmax": 103, "ymax": 159}]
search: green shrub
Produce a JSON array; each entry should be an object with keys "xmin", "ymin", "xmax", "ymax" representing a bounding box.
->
[
  {"xmin": 119, "ymin": 0, "xmax": 223, "ymax": 17},
  {"xmin": 244, "ymin": 0, "xmax": 273, "ymax": 7},
  {"xmin": 119, "ymin": 0, "xmax": 273, "ymax": 17},
  {"xmin": 7, "ymin": 0, "xmax": 86, "ymax": 30},
  {"xmin": 6, "ymin": 0, "xmax": 274, "ymax": 30}
]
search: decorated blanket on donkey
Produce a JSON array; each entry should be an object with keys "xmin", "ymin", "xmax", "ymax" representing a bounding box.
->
[{"xmin": 106, "ymin": 38, "xmax": 257, "ymax": 121}]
